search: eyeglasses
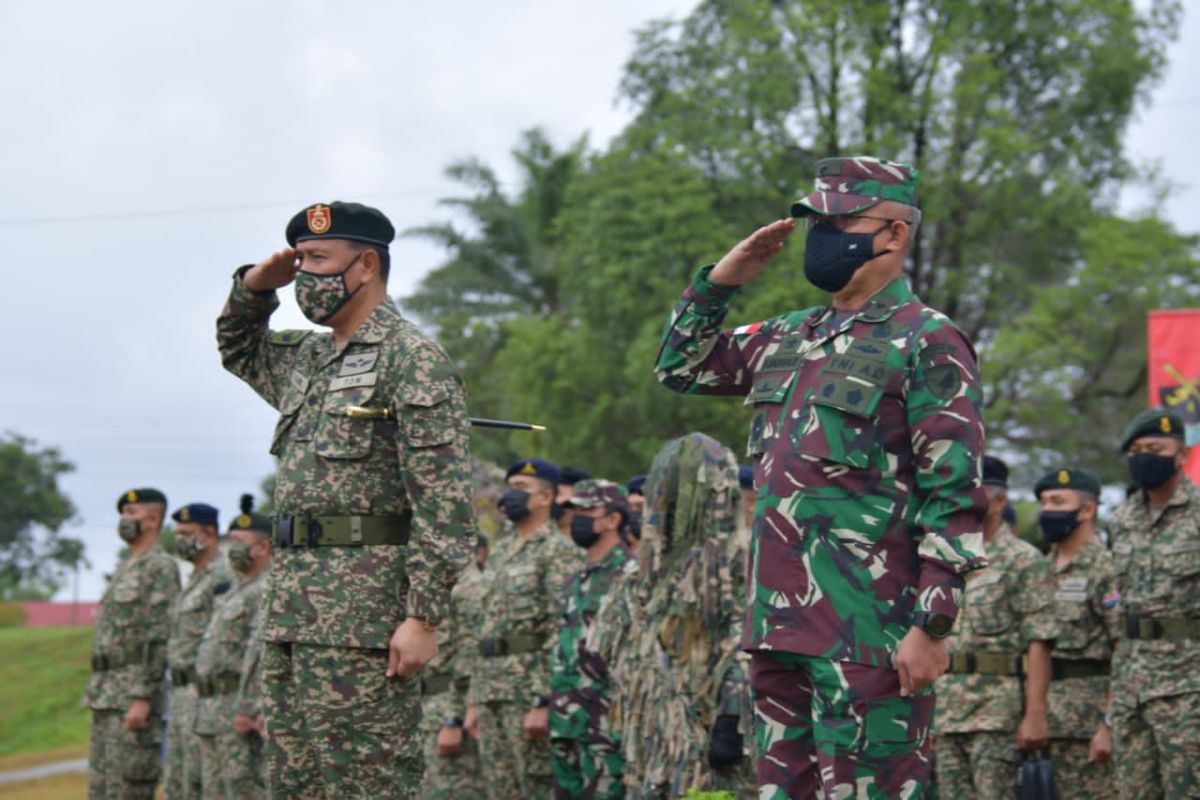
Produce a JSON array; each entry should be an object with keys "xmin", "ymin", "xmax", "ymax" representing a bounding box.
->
[{"xmin": 804, "ymin": 215, "xmax": 902, "ymax": 232}]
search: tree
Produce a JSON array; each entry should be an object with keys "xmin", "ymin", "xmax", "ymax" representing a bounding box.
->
[{"xmin": 0, "ymin": 433, "xmax": 85, "ymax": 600}]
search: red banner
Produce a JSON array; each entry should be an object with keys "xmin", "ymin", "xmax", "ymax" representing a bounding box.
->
[{"xmin": 1148, "ymin": 310, "xmax": 1200, "ymax": 482}]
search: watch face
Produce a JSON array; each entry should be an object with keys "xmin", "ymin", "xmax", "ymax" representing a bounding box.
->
[{"xmin": 925, "ymin": 613, "xmax": 954, "ymax": 638}]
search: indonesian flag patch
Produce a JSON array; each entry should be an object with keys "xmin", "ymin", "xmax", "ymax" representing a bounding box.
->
[{"xmin": 733, "ymin": 321, "xmax": 764, "ymax": 336}]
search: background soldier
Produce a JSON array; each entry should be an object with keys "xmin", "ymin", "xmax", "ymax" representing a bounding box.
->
[
  {"xmin": 1034, "ymin": 467, "xmax": 1119, "ymax": 798},
  {"xmin": 217, "ymin": 201, "xmax": 476, "ymax": 798},
  {"xmin": 654, "ymin": 157, "xmax": 987, "ymax": 798},
  {"xmin": 85, "ymin": 488, "xmax": 181, "ymax": 800},
  {"xmin": 466, "ymin": 458, "xmax": 582, "ymax": 800},
  {"xmin": 165, "ymin": 501, "xmax": 232, "ymax": 800},
  {"xmin": 193, "ymin": 506, "xmax": 272, "ymax": 799},
  {"xmin": 935, "ymin": 456, "xmax": 1058, "ymax": 799},
  {"xmin": 591, "ymin": 433, "xmax": 754, "ymax": 799},
  {"xmin": 420, "ymin": 535, "xmax": 489, "ymax": 800},
  {"xmin": 1109, "ymin": 408, "xmax": 1200, "ymax": 798},
  {"xmin": 550, "ymin": 479, "xmax": 633, "ymax": 799}
]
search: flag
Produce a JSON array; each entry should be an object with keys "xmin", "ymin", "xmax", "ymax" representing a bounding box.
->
[{"xmin": 1148, "ymin": 309, "xmax": 1200, "ymax": 482}]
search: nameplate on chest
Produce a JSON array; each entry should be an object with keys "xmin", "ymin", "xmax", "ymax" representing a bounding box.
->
[{"xmin": 329, "ymin": 372, "xmax": 378, "ymax": 392}]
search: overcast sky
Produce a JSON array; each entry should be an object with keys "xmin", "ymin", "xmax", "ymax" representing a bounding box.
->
[{"xmin": 2, "ymin": 2, "xmax": 1196, "ymax": 601}]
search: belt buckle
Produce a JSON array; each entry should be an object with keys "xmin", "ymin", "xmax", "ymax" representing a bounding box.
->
[
  {"xmin": 964, "ymin": 652, "xmax": 977, "ymax": 673},
  {"xmin": 276, "ymin": 516, "xmax": 294, "ymax": 548},
  {"xmin": 307, "ymin": 517, "xmax": 322, "ymax": 547},
  {"xmin": 1149, "ymin": 619, "xmax": 1165, "ymax": 639}
]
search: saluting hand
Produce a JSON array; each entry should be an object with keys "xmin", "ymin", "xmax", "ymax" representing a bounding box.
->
[
  {"xmin": 243, "ymin": 247, "xmax": 301, "ymax": 292},
  {"xmin": 708, "ymin": 219, "xmax": 796, "ymax": 287}
]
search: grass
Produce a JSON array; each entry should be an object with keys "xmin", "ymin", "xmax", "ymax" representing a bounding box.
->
[
  {"xmin": 0, "ymin": 772, "xmax": 86, "ymax": 800},
  {"xmin": 0, "ymin": 627, "xmax": 93, "ymax": 758}
]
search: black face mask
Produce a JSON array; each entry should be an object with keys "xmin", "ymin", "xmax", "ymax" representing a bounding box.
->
[
  {"xmin": 1127, "ymin": 453, "xmax": 1179, "ymax": 490},
  {"xmin": 570, "ymin": 515, "xmax": 600, "ymax": 549},
  {"xmin": 550, "ymin": 502, "xmax": 566, "ymax": 521},
  {"xmin": 1038, "ymin": 509, "xmax": 1080, "ymax": 544},
  {"xmin": 626, "ymin": 510, "xmax": 642, "ymax": 540},
  {"xmin": 803, "ymin": 221, "xmax": 889, "ymax": 293},
  {"xmin": 498, "ymin": 489, "xmax": 532, "ymax": 523}
]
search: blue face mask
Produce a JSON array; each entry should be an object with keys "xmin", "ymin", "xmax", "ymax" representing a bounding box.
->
[
  {"xmin": 1038, "ymin": 509, "xmax": 1081, "ymax": 544},
  {"xmin": 803, "ymin": 220, "xmax": 889, "ymax": 293}
]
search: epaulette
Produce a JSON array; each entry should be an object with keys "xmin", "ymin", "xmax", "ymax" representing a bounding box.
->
[
  {"xmin": 269, "ymin": 330, "xmax": 312, "ymax": 346},
  {"xmin": 213, "ymin": 581, "xmax": 232, "ymax": 596}
]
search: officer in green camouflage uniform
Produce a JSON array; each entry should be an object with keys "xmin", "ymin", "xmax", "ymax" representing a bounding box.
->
[
  {"xmin": 1109, "ymin": 408, "xmax": 1200, "ymax": 798},
  {"xmin": 234, "ymin": 589, "xmax": 267, "ymax": 791},
  {"xmin": 85, "ymin": 488, "xmax": 181, "ymax": 800},
  {"xmin": 165, "ymin": 502, "xmax": 233, "ymax": 800},
  {"xmin": 935, "ymin": 457, "xmax": 1058, "ymax": 799},
  {"xmin": 420, "ymin": 535, "xmax": 489, "ymax": 800},
  {"xmin": 549, "ymin": 479, "xmax": 633, "ymax": 799},
  {"xmin": 654, "ymin": 157, "xmax": 988, "ymax": 798},
  {"xmin": 193, "ymin": 508, "xmax": 272, "ymax": 799},
  {"xmin": 590, "ymin": 434, "xmax": 755, "ymax": 799},
  {"xmin": 1033, "ymin": 467, "xmax": 1119, "ymax": 799},
  {"xmin": 466, "ymin": 458, "xmax": 582, "ymax": 800},
  {"xmin": 217, "ymin": 201, "xmax": 475, "ymax": 798}
]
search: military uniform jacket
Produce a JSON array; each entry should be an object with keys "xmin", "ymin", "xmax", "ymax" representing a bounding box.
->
[
  {"xmin": 237, "ymin": 603, "xmax": 264, "ymax": 720},
  {"xmin": 655, "ymin": 268, "xmax": 988, "ymax": 667},
  {"xmin": 550, "ymin": 543, "xmax": 633, "ymax": 740},
  {"xmin": 421, "ymin": 562, "xmax": 490, "ymax": 732},
  {"xmin": 84, "ymin": 544, "xmax": 181, "ymax": 711},
  {"xmin": 468, "ymin": 520, "xmax": 582, "ymax": 704},
  {"xmin": 217, "ymin": 270, "xmax": 475, "ymax": 648},
  {"xmin": 1110, "ymin": 476, "xmax": 1200, "ymax": 704},
  {"xmin": 1046, "ymin": 537, "xmax": 1120, "ymax": 740},
  {"xmin": 194, "ymin": 570, "xmax": 265, "ymax": 736},
  {"xmin": 166, "ymin": 556, "xmax": 233, "ymax": 675},
  {"xmin": 935, "ymin": 526, "xmax": 1058, "ymax": 734}
]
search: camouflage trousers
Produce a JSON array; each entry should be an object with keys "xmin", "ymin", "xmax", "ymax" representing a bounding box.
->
[
  {"xmin": 1046, "ymin": 738, "xmax": 1114, "ymax": 800},
  {"xmin": 419, "ymin": 722, "xmax": 482, "ymax": 799},
  {"xmin": 550, "ymin": 735, "xmax": 624, "ymax": 799},
  {"xmin": 262, "ymin": 641, "xmax": 423, "ymax": 799},
  {"xmin": 197, "ymin": 728, "xmax": 266, "ymax": 799},
  {"xmin": 934, "ymin": 731, "xmax": 1019, "ymax": 800},
  {"xmin": 164, "ymin": 684, "xmax": 202, "ymax": 800},
  {"xmin": 1113, "ymin": 690, "xmax": 1200, "ymax": 799},
  {"xmin": 87, "ymin": 708, "xmax": 163, "ymax": 800},
  {"xmin": 476, "ymin": 699, "xmax": 555, "ymax": 800},
  {"xmin": 750, "ymin": 651, "xmax": 934, "ymax": 799}
]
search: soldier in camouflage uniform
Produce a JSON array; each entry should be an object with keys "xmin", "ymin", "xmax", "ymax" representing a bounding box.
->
[
  {"xmin": 217, "ymin": 201, "xmax": 475, "ymax": 798},
  {"xmin": 1109, "ymin": 409, "xmax": 1200, "ymax": 798},
  {"xmin": 420, "ymin": 535, "xmax": 489, "ymax": 800},
  {"xmin": 234, "ymin": 582, "xmax": 267, "ymax": 790},
  {"xmin": 549, "ymin": 479, "xmax": 634, "ymax": 799},
  {"xmin": 590, "ymin": 433, "xmax": 754, "ymax": 799},
  {"xmin": 466, "ymin": 458, "xmax": 582, "ymax": 800},
  {"xmin": 1033, "ymin": 467, "xmax": 1119, "ymax": 799},
  {"xmin": 935, "ymin": 457, "xmax": 1058, "ymax": 799},
  {"xmin": 654, "ymin": 157, "xmax": 988, "ymax": 798},
  {"xmin": 85, "ymin": 488, "xmax": 181, "ymax": 800},
  {"xmin": 193, "ymin": 508, "xmax": 272, "ymax": 799},
  {"xmin": 164, "ymin": 502, "xmax": 233, "ymax": 800}
]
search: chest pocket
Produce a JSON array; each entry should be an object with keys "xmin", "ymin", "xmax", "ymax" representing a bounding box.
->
[
  {"xmin": 1161, "ymin": 540, "xmax": 1200, "ymax": 612},
  {"xmin": 503, "ymin": 563, "xmax": 541, "ymax": 620},
  {"xmin": 744, "ymin": 372, "xmax": 795, "ymax": 458},
  {"xmin": 1054, "ymin": 579, "xmax": 1097, "ymax": 651},
  {"xmin": 965, "ymin": 572, "xmax": 1015, "ymax": 636},
  {"xmin": 315, "ymin": 381, "xmax": 378, "ymax": 460},
  {"xmin": 218, "ymin": 604, "xmax": 253, "ymax": 643},
  {"xmin": 271, "ymin": 370, "xmax": 312, "ymax": 455},
  {"xmin": 403, "ymin": 386, "xmax": 459, "ymax": 449}
]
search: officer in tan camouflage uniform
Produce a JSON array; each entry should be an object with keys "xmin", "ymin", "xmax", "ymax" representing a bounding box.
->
[
  {"xmin": 420, "ymin": 535, "xmax": 489, "ymax": 800},
  {"xmin": 465, "ymin": 458, "xmax": 582, "ymax": 800},
  {"xmin": 1034, "ymin": 467, "xmax": 1119, "ymax": 799},
  {"xmin": 1109, "ymin": 408, "xmax": 1200, "ymax": 799},
  {"xmin": 164, "ymin": 502, "xmax": 232, "ymax": 800},
  {"xmin": 935, "ymin": 457, "xmax": 1058, "ymax": 799},
  {"xmin": 217, "ymin": 201, "xmax": 476, "ymax": 798},
  {"xmin": 85, "ymin": 487, "xmax": 181, "ymax": 800},
  {"xmin": 193, "ymin": 507, "xmax": 272, "ymax": 799}
]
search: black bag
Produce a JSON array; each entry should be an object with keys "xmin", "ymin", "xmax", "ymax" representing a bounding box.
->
[{"xmin": 1016, "ymin": 750, "xmax": 1059, "ymax": 800}]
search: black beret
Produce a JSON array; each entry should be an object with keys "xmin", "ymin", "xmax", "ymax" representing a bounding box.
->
[
  {"xmin": 559, "ymin": 467, "xmax": 591, "ymax": 486},
  {"xmin": 228, "ymin": 511, "xmax": 272, "ymax": 536},
  {"xmin": 738, "ymin": 465, "xmax": 754, "ymax": 490},
  {"xmin": 117, "ymin": 487, "xmax": 167, "ymax": 512},
  {"xmin": 1119, "ymin": 408, "xmax": 1186, "ymax": 452},
  {"xmin": 1035, "ymin": 467, "xmax": 1102, "ymax": 498},
  {"xmin": 172, "ymin": 503, "xmax": 219, "ymax": 527},
  {"xmin": 506, "ymin": 458, "xmax": 560, "ymax": 485},
  {"xmin": 981, "ymin": 456, "xmax": 1008, "ymax": 487},
  {"xmin": 626, "ymin": 475, "xmax": 647, "ymax": 495},
  {"xmin": 285, "ymin": 201, "xmax": 395, "ymax": 248},
  {"xmin": 1002, "ymin": 503, "xmax": 1017, "ymax": 525}
]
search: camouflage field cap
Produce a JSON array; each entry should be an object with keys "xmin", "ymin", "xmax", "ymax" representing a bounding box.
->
[
  {"xmin": 1119, "ymin": 407, "xmax": 1186, "ymax": 452},
  {"xmin": 790, "ymin": 156, "xmax": 919, "ymax": 217},
  {"xmin": 565, "ymin": 479, "xmax": 628, "ymax": 511},
  {"xmin": 1034, "ymin": 467, "xmax": 1102, "ymax": 498}
]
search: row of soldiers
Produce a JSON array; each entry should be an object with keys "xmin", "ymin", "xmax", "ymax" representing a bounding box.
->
[{"xmin": 85, "ymin": 491, "xmax": 272, "ymax": 799}]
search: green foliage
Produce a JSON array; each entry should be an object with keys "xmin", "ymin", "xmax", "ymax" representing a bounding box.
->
[
  {"xmin": 0, "ymin": 626, "xmax": 93, "ymax": 756},
  {"xmin": 0, "ymin": 433, "xmax": 85, "ymax": 601}
]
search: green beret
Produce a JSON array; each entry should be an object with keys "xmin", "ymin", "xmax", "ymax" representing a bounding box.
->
[
  {"xmin": 285, "ymin": 201, "xmax": 395, "ymax": 248},
  {"xmin": 228, "ymin": 511, "xmax": 272, "ymax": 536},
  {"xmin": 1035, "ymin": 467, "xmax": 1102, "ymax": 498},
  {"xmin": 117, "ymin": 487, "xmax": 167, "ymax": 512},
  {"xmin": 1119, "ymin": 408, "xmax": 1185, "ymax": 452}
]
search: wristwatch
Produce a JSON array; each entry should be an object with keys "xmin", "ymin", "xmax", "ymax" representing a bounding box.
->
[
  {"xmin": 530, "ymin": 694, "xmax": 549, "ymax": 709},
  {"xmin": 1104, "ymin": 712, "xmax": 1113, "ymax": 729},
  {"xmin": 912, "ymin": 611, "xmax": 955, "ymax": 640},
  {"xmin": 442, "ymin": 715, "xmax": 463, "ymax": 728}
]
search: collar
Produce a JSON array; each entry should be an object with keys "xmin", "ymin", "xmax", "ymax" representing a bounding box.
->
[
  {"xmin": 806, "ymin": 276, "xmax": 916, "ymax": 332},
  {"xmin": 350, "ymin": 297, "xmax": 402, "ymax": 345},
  {"xmin": 1135, "ymin": 474, "xmax": 1196, "ymax": 514},
  {"xmin": 587, "ymin": 541, "xmax": 630, "ymax": 572}
]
